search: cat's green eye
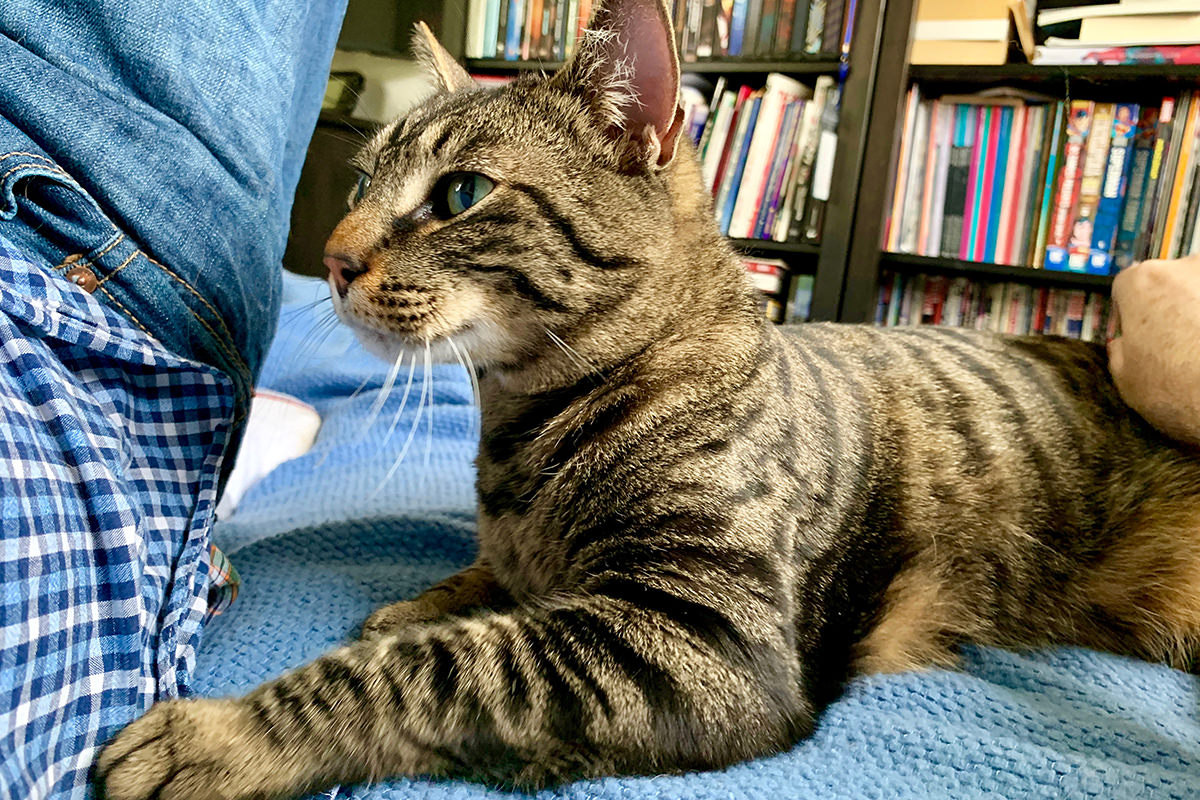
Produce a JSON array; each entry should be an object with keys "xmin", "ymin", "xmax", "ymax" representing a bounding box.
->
[
  {"xmin": 445, "ymin": 173, "xmax": 494, "ymax": 216},
  {"xmin": 352, "ymin": 171, "xmax": 371, "ymax": 205}
]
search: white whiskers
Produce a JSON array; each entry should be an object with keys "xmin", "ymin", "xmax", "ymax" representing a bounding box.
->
[
  {"xmin": 371, "ymin": 344, "xmax": 431, "ymax": 499},
  {"xmin": 545, "ymin": 328, "xmax": 600, "ymax": 378}
]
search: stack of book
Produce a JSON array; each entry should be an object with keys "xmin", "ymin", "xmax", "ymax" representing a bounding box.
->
[
  {"xmin": 740, "ymin": 257, "xmax": 815, "ymax": 322},
  {"xmin": 1035, "ymin": 0, "xmax": 1200, "ymax": 65},
  {"xmin": 885, "ymin": 87, "xmax": 1200, "ymax": 274},
  {"xmin": 694, "ymin": 73, "xmax": 837, "ymax": 242},
  {"xmin": 461, "ymin": 0, "xmax": 852, "ymax": 61},
  {"xmin": 875, "ymin": 271, "xmax": 1113, "ymax": 340},
  {"xmin": 911, "ymin": 0, "xmax": 1034, "ymax": 66}
]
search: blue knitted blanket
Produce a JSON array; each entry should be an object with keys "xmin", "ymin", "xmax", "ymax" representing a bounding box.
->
[{"xmin": 193, "ymin": 273, "xmax": 1200, "ymax": 799}]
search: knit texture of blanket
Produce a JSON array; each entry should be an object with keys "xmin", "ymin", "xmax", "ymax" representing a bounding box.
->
[{"xmin": 192, "ymin": 273, "xmax": 1200, "ymax": 800}]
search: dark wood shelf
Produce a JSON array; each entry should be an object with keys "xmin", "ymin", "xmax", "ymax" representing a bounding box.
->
[
  {"xmin": 880, "ymin": 253, "xmax": 1115, "ymax": 290},
  {"xmin": 465, "ymin": 58, "xmax": 841, "ymax": 75},
  {"xmin": 908, "ymin": 63, "xmax": 1200, "ymax": 93},
  {"xmin": 730, "ymin": 238, "xmax": 820, "ymax": 256}
]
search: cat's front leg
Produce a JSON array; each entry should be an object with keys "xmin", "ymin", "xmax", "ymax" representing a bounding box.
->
[
  {"xmin": 360, "ymin": 560, "xmax": 510, "ymax": 639},
  {"xmin": 98, "ymin": 591, "xmax": 811, "ymax": 800}
]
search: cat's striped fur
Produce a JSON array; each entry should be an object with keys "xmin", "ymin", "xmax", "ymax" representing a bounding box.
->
[{"xmin": 96, "ymin": 1, "xmax": 1200, "ymax": 798}]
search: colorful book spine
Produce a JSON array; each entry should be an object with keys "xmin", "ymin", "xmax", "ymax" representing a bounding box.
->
[
  {"xmin": 1066, "ymin": 102, "xmax": 1116, "ymax": 272},
  {"xmin": 1032, "ymin": 101, "xmax": 1066, "ymax": 269},
  {"xmin": 940, "ymin": 105, "xmax": 973, "ymax": 259},
  {"xmin": 1113, "ymin": 104, "xmax": 1161, "ymax": 271},
  {"xmin": 1045, "ymin": 101, "xmax": 1094, "ymax": 271},
  {"xmin": 1088, "ymin": 103, "xmax": 1139, "ymax": 275},
  {"xmin": 983, "ymin": 106, "xmax": 1013, "ymax": 263},
  {"xmin": 718, "ymin": 95, "xmax": 762, "ymax": 234}
]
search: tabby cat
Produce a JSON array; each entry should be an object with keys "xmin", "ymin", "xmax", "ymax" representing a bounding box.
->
[{"xmin": 96, "ymin": 1, "xmax": 1200, "ymax": 797}]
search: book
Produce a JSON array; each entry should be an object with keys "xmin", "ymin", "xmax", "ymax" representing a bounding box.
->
[
  {"xmin": 898, "ymin": 100, "xmax": 933, "ymax": 253},
  {"xmin": 1113, "ymin": 104, "xmax": 1162, "ymax": 270},
  {"xmin": 1045, "ymin": 101, "xmax": 1094, "ymax": 271},
  {"xmin": 887, "ymin": 87, "xmax": 922, "ymax": 251},
  {"xmin": 729, "ymin": 73, "xmax": 808, "ymax": 239},
  {"xmin": 754, "ymin": 99, "xmax": 804, "ymax": 239},
  {"xmin": 1078, "ymin": 13, "xmax": 1200, "ymax": 46},
  {"xmin": 940, "ymin": 104, "xmax": 975, "ymax": 258},
  {"xmin": 1088, "ymin": 102, "xmax": 1139, "ymax": 274},
  {"xmin": 716, "ymin": 93, "xmax": 762, "ymax": 234},
  {"xmin": 1031, "ymin": 101, "xmax": 1067, "ymax": 269},
  {"xmin": 922, "ymin": 101, "xmax": 955, "ymax": 256},
  {"xmin": 805, "ymin": 0, "xmax": 826, "ymax": 54},
  {"xmin": 1065, "ymin": 102, "xmax": 1115, "ymax": 272},
  {"xmin": 504, "ymin": 0, "xmax": 526, "ymax": 59}
]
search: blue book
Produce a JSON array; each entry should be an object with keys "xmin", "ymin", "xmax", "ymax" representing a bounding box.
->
[
  {"xmin": 729, "ymin": 0, "xmax": 749, "ymax": 56},
  {"xmin": 966, "ymin": 107, "xmax": 992, "ymax": 259},
  {"xmin": 719, "ymin": 96, "xmax": 761, "ymax": 235},
  {"xmin": 1094, "ymin": 103, "xmax": 1142, "ymax": 274},
  {"xmin": 504, "ymin": 0, "xmax": 525, "ymax": 60},
  {"xmin": 984, "ymin": 106, "xmax": 1013, "ymax": 263},
  {"xmin": 483, "ymin": 0, "xmax": 502, "ymax": 58}
]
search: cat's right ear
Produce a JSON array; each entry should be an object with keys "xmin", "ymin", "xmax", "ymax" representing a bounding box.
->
[
  {"xmin": 412, "ymin": 21, "xmax": 476, "ymax": 93},
  {"xmin": 549, "ymin": 0, "xmax": 685, "ymax": 170}
]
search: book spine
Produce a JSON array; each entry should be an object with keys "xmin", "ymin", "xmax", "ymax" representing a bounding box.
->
[
  {"xmin": 729, "ymin": 0, "xmax": 749, "ymax": 55},
  {"xmin": 1045, "ymin": 101, "xmax": 1094, "ymax": 271},
  {"xmin": 523, "ymin": 0, "xmax": 541, "ymax": 59},
  {"xmin": 958, "ymin": 105, "xmax": 985, "ymax": 259},
  {"xmin": 1009, "ymin": 105, "xmax": 1041, "ymax": 266},
  {"xmin": 887, "ymin": 87, "xmax": 920, "ymax": 251},
  {"xmin": 718, "ymin": 95, "xmax": 762, "ymax": 233},
  {"xmin": 917, "ymin": 101, "xmax": 941, "ymax": 257},
  {"xmin": 804, "ymin": 0, "xmax": 824, "ymax": 55},
  {"xmin": 774, "ymin": 0, "xmax": 796, "ymax": 55},
  {"xmin": 1067, "ymin": 102, "xmax": 1116, "ymax": 272},
  {"xmin": 821, "ymin": 0, "xmax": 844, "ymax": 54},
  {"xmin": 788, "ymin": 0, "xmax": 810, "ymax": 53},
  {"xmin": 999, "ymin": 106, "xmax": 1031, "ymax": 266},
  {"xmin": 1032, "ymin": 101, "xmax": 1066, "ymax": 268},
  {"xmin": 1114, "ymin": 105, "xmax": 1161, "ymax": 270},
  {"xmin": 696, "ymin": 0, "xmax": 719, "ymax": 57},
  {"xmin": 925, "ymin": 103, "xmax": 953, "ymax": 257},
  {"xmin": 786, "ymin": 76, "xmax": 833, "ymax": 241},
  {"xmin": 504, "ymin": 0, "xmax": 526, "ymax": 59},
  {"xmin": 972, "ymin": 106, "xmax": 999, "ymax": 262},
  {"xmin": 1166, "ymin": 101, "xmax": 1200, "ymax": 258},
  {"xmin": 757, "ymin": 0, "xmax": 781, "ymax": 56},
  {"xmin": 1088, "ymin": 103, "xmax": 1139, "ymax": 275},
  {"xmin": 1147, "ymin": 94, "xmax": 1187, "ymax": 260},
  {"xmin": 742, "ymin": 0, "xmax": 764, "ymax": 57},
  {"xmin": 898, "ymin": 100, "xmax": 932, "ymax": 253},
  {"xmin": 940, "ymin": 105, "xmax": 972, "ymax": 259},
  {"xmin": 757, "ymin": 101, "xmax": 804, "ymax": 239},
  {"xmin": 984, "ymin": 106, "xmax": 1015, "ymax": 263}
]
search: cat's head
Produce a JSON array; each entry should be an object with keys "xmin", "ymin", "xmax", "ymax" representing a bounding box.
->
[{"xmin": 325, "ymin": 0, "xmax": 743, "ymax": 384}]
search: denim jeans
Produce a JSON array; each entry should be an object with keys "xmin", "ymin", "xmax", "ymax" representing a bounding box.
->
[
  {"xmin": 0, "ymin": 2, "xmax": 347, "ymax": 797},
  {"xmin": 0, "ymin": 0, "xmax": 346, "ymax": 421}
]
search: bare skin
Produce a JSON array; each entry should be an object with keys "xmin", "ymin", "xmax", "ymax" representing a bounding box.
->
[{"xmin": 1109, "ymin": 255, "xmax": 1200, "ymax": 447}]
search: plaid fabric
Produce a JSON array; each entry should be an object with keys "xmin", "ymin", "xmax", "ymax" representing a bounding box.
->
[{"xmin": 0, "ymin": 234, "xmax": 237, "ymax": 799}]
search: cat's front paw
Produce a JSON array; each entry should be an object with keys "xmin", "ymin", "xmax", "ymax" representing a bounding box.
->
[
  {"xmin": 359, "ymin": 599, "xmax": 442, "ymax": 640},
  {"xmin": 95, "ymin": 698, "xmax": 262, "ymax": 800}
]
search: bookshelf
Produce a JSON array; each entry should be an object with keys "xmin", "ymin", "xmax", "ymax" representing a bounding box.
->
[{"xmin": 836, "ymin": 0, "xmax": 1196, "ymax": 333}]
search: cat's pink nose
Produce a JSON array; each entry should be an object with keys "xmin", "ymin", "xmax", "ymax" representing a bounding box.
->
[{"xmin": 324, "ymin": 253, "xmax": 368, "ymax": 296}]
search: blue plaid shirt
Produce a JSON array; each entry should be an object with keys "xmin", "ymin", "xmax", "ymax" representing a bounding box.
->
[{"xmin": 0, "ymin": 234, "xmax": 235, "ymax": 799}]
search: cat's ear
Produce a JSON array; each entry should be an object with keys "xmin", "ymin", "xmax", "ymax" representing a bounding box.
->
[
  {"xmin": 412, "ymin": 21, "xmax": 476, "ymax": 93},
  {"xmin": 550, "ymin": 0, "xmax": 685, "ymax": 169}
]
